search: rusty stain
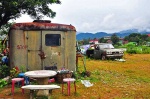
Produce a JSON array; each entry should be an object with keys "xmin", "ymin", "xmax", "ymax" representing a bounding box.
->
[
  {"xmin": 58, "ymin": 52, "xmax": 60, "ymax": 56},
  {"xmin": 23, "ymin": 31, "xmax": 26, "ymax": 45},
  {"xmin": 10, "ymin": 22, "xmax": 76, "ymax": 32}
]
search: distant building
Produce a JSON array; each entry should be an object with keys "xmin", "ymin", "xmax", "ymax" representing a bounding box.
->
[
  {"xmin": 146, "ymin": 42, "xmax": 150, "ymax": 46},
  {"xmin": 104, "ymin": 36, "xmax": 128, "ymax": 44},
  {"xmin": 106, "ymin": 40, "xmax": 112, "ymax": 43},
  {"xmin": 89, "ymin": 39, "xmax": 99, "ymax": 44},
  {"xmin": 122, "ymin": 40, "xmax": 128, "ymax": 44},
  {"xmin": 104, "ymin": 36, "xmax": 111, "ymax": 40},
  {"xmin": 147, "ymin": 34, "xmax": 150, "ymax": 37}
]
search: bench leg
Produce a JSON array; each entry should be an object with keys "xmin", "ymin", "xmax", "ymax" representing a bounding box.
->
[
  {"xmin": 30, "ymin": 90, "xmax": 34, "ymax": 99},
  {"xmin": 49, "ymin": 89, "xmax": 52, "ymax": 95},
  {"xmin": 48, "ymin": 89, "xmax": 53, "ymax": 99}
]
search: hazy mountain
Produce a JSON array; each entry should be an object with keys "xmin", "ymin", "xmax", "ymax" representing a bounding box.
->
[
  {"xmin": 76, "ymin": 29, "xmax": 150, "ymax": 40},
  {"xmin": 76, "ymin": 32, "xmax": 110, "ymax": 40}
]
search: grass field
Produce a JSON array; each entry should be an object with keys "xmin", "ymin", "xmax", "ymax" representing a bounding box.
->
[{"xmin": 0, "ymin": 53, "xmax": 150, "ymax": 99}]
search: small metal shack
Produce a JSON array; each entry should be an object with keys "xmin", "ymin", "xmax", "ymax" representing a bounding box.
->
[{"xmin": 8, "ymin": 20, "xmax": 76, "ymax": 71}]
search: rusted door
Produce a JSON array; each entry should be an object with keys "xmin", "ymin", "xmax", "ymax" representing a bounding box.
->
[
  {"xmin": 26, "ymin": 30, "xmax": 65, "ymax": 70},
  {"xmin": 26, "ymin": 31, "xmax": 42, "ymax": 70},
  {"xmin": 42, "ymin": 31, "xmax": 65, "ymax": 70}
]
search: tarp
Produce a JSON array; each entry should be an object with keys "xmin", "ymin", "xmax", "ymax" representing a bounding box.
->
[{"xmin": 80, "ymin": 44, "xmax": 90, "ymax": 54}]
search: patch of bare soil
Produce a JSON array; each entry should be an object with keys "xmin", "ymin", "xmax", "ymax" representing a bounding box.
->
[{"xmin": 0, "ymin": 85, "xmax": 29, "ymax": 99}]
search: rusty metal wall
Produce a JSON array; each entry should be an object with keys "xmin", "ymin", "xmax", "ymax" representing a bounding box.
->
[
  {"xmin": 41, "ymin": 31, "xmax": 76, "ymax": 71},
  {"xmin": 42, "ymin": 31, "xmax": 64, "ymax": 70},
  {"xmin": 26, "ymin": 31, "xmax": 42, "ymax": 70},
  {"xmin": 64, "ymin": 31, "xmax": 76, "ymax": 71},
  {"xmin": 9, "ymin": 26, "xmax": 76, "ymax": 71},
  {"xmin": 9, "ymin": 30, "xmax": 28, "ymax": 69}
]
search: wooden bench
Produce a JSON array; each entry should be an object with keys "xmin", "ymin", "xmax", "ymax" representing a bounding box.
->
[{"xmin": 21, "ymin": 85, "xmax": 60, "ymax": 99}]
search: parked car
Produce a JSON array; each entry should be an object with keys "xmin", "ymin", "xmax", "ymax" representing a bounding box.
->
[{"xmin": 86, "ymin": 43, "xmax": 124, "ymax": 60}]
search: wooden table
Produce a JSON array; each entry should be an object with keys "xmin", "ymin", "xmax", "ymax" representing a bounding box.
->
[{"xmin": 24, "ymin": 70, "xmax": 57, "ymax": 96}]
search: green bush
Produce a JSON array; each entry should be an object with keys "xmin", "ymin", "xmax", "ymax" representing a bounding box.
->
[
  {"xmin": 126, "ymin": 48, "xmax": 137, "ymax": 54},
  {"xmin": 142, "ymin": 46, "xmax": 150, "ymax": 54},
  {"xmin": 0, "ymin": 65, "xmax": 10, "ymax": 78},
  {"xmin": 125, "ymin": 46, "xmax": 150, "ymax": 54},
  {"xmin": 0, "ymin": 79, "xmax": 8, "ymax": 88}
]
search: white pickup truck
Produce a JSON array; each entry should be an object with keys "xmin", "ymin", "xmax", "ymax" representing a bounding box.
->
[{"xmin": 86, "ymin": 43, "xmax": 124, "ymax": 60}]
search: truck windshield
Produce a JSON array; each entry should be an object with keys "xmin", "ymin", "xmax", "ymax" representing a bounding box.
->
[{"xmin": 99, "ymin": 44, "xmax": 114, "ymax": 49}]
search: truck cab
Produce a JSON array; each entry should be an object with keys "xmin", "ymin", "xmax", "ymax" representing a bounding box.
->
[{"xmin": 86, "ymin": 43, "xmax": 124, "ymax": 60}]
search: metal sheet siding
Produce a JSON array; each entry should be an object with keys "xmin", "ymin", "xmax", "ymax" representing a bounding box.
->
[
  {"xmin": 27, "ymin": 31, "xmax": 42, "ymax": 70},
  {"xmin": 64, "ymin": 31, "xmax": 76, "ymax": 71},
  {"xmin": 9, "ymin": 30, "xmax": 27, "ymax": 69},
  {"xmin": 42, "ymin": 31, "xmax": 64, "ymax": 70},
  {"xmin": 9, "ymin": 22, "xmax": 76, "ymax": 71}
]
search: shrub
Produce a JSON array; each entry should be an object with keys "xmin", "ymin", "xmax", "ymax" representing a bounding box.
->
[
  {"xmin": 126, "ymin": 47, "xmax": 137, "ymax": 54},
  {"xmin": 0, "ymin": 65, "xmax": 10, "ymax": 78},
  {"xmin": 142, "ymin": 46, "xmax": 150, "ymax": 54},
  {"xmin": 10, "ymin": 66, "xmax": 20, "ymax": 78},
  {"xmin": 0, "ymin": 79, "xmax": 8, "ymax": 88},
  {"xmin": 126, "ymin": 46, "xmax": 150, "ymax": 54},
  {"xmin": 20, "ymin": 65, "xmax": 27, "ymax": 73}
]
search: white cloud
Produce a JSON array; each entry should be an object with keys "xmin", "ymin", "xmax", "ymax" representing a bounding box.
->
[{"xmin": 15, "ymin": 0, "xmax": 150, "ymax": 33}]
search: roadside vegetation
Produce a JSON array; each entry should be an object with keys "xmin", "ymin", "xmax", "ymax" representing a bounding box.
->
[{"xmin": 118, "ymin": 44, "xmax": 150, "ymax": 54}]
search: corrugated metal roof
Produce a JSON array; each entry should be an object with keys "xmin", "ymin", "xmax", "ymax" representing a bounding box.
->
[{"xmin": 10, "ymin": 21, "xmax": 76, "ymax": 32}]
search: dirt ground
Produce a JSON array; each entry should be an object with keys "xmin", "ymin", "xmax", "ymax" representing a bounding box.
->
[
  {"xmin": 0, "ymin": 54, "xmax": 150, "ymax": 99},
  {"xmin": 0, "ymin": 84, "xmax": 29, "ymax": 99}
]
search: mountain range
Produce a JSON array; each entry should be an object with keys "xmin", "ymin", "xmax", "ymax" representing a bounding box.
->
[{"xmin": 76, "ymin": 29, "xmax": 150, "ymax": 40}]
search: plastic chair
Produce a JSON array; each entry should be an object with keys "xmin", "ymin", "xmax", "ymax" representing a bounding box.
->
[
  {"xmin": 11, "ymin": 78, "xmax": 24, "ymax": 95},
  {"xmin": 62, "ymin": 78, "xmax": 76, "ymax": 95}
]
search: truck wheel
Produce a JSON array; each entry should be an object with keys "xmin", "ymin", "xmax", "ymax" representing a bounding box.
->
[{"xmin": 101, "ymin": 55, "xmax": 106, "ymax": 60}]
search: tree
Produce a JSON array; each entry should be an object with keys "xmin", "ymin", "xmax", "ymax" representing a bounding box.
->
[
  {"xmin": 148, "ymin": 37, "xmax": 150, "ymax": 42},
  {"xmin": 124, "ymin": 33, "xmax": 149, "ymax": 45},
  {"xmin": 83, "ymin": 38, "xmax": 90, "ymax": 45},
  {"xmin": 141, "ymin": 34, "xmax": 149, "ymax": 41},
  {"xmin": 0, "ymin": 22, "xmax": 14, "ymax": 35},
  {"xmin": 111, "ymin": 33, "xmax": 119, "ymax": 45},
  {"xmin": 99, "ymin": 37, "xmax": 107, "ymax": 43},
  {"xmin": 0, "ymin": 0, "xmax": 61, "ymax": 28}
]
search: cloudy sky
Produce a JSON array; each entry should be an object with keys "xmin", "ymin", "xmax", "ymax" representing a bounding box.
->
[{"xmin": 15, "ymin": 0, "xmax": 150, "ymax": 33}]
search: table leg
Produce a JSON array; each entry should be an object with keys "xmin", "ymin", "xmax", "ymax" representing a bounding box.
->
[
  {"xmin": 36, "ymin": 78, "xmax": 49, "ymax": 85},
  {"xmin": 36, "ymin": 78, "xmax": 49, "ymax": 96}
]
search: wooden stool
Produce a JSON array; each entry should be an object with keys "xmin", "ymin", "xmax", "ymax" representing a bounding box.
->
[
  {"xmin": 11, "ymin": 78, "xmax": 24, "ymax": 95},
  {"xmin": 62, "ymin": 78, "xmax": 76, "ymax": 95}
]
